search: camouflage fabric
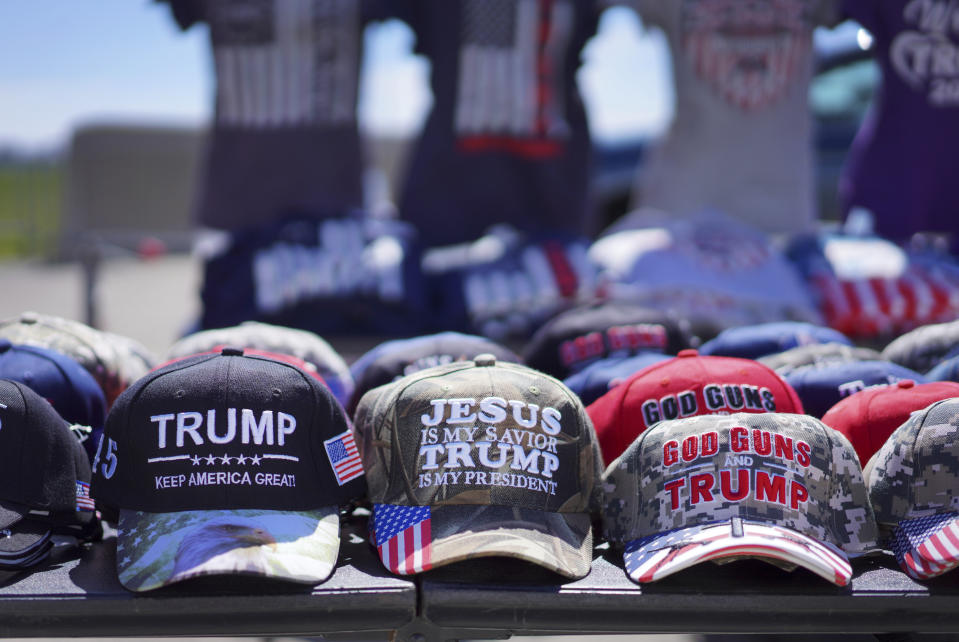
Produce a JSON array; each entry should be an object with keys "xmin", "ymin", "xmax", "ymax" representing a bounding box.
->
[
  {"xmin": 880, "ymin": 319, "xmax": 959, "ymax": 374},
  {"xmin": 759, "ymin": 342, "xmax": 883, "ymax": 376},
  {"xmin": 0, "ymin": 312, "xmax": 157, "ymax": 407},
  {"xmin": 165, "ymin": 321, "xmax": 354, "ymax": 407},
  {"xmin": 354, "ymin": 355, "xmax": 603, "ymax": 578},
  {"xmin": 116, "ymin": 507, "xmax": 340, "ymax": 592},
  {"xmin": 602, "ymin": 412, "xmax": 878, "ymax": 556},
  {"xmin": 866, "ymin": 398, "xmax": 959, "ymax": 530}
]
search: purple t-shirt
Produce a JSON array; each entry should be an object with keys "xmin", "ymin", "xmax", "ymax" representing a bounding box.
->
[
  {"xmin": 396, "ymin": 0, "xmax": 601, "ymax": 248},
  {"xmin": 840, "ymin": 0, "xmax": 959, "ymax": 243},
  {"xmin": 163, "ymin": 0, "xmax": 381, "ymax": 231}
]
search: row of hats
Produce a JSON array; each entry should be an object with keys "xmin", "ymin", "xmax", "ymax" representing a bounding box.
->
[{"xmin": 5, "ymin": 308, "xmax": 959, "ymax": 588}]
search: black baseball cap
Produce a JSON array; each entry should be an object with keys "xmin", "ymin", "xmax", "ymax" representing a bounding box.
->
[
  {"xmin": 91, "ymin": 348, "xmax": 366, "ymax": 591},
  {"xmin": 0, "ymin": 378, "xmax": 96, "ymax": 567},
  {"xmin": 522, "ymin": 301, "xmax": 693, "ymax": 380}
]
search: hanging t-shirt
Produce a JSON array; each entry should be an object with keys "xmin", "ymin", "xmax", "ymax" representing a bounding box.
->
[
  {"xmin": 162, "ymin": 0, "xmax": 380, "ymax": 230},
  {"xmin": 839, "ymin": 0, "xmax": 959, "ymax": 245},
  {"xmin": 630, "ymin": 0, "xmax": 838, "ymax": 236},
  {"xmin": 396, "ymin": 0, "xmax": 602, "ymax": 248}
]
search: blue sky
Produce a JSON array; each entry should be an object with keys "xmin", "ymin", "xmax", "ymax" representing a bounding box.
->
[{"xmin": 0, "ymin": 2, "xmax": 673, "ymax": 153}]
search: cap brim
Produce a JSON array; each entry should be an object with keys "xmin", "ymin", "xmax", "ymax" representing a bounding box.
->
[
  {"xmin": 371, "ymin": 504, "xmax": 592, "ymax": 579},
  {"xmin": 891, "ymin": 513, "xmax": 959, "ymax": 580},
  {"xmin": 623, "ymin": 519, "xmax": 852, "ymax": 586},
  {"xmin": 116, "ymin": 507, "xmax": 341, "ymax": 592}
]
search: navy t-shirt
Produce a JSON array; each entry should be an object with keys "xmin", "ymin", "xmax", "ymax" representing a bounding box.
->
[
  {"xmin": 396, "ymin": 0, "xmax": 602, "ymax": 247},
  {"xmin": 839, "ymin": 0, "xmax": 959, "ymax": 244},
  {"xmin": 162, "ymin": 0, "xmax": 383, "ymax": 230}
]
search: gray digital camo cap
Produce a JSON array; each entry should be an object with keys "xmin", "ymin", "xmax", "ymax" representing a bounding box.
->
[
  {"xmin": 603, "ymin": 413, "xmax": 878, "ymax": 586},
  {"xmin": 865, "ymin": 397, "xmax": 959, "ymax": 580},
  {"xmin": 354, "ymin": 354, "xmax": 604, "ymax": 578}
]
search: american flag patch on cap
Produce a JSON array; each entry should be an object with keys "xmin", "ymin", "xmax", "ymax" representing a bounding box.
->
[
  {"xmin": 892, "ymin": 512, "xmax": 959, "ymax": 580},
  {"xmin": 75, "ymin": 480, "xmax": 95, "ymax": 512},
  {"xmin": 323, "ymin": 429, "xmax": 364, "ymax": 485}
]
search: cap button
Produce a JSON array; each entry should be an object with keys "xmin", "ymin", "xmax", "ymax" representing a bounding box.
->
[
  {"xmin": 221, "ymin": 346, "xmax": 244, "ymax": 357},
  {"xmin": 678, "ymin": 349, "xmax": 699, "ymax": 358},
  {"xmin": 474, "ymin": 353, "xmax": 497, "ymax": 367},
  {"xmin": 897, "ymin": 379, "xmax": 915, "ymax": 389},
  {"xmin": 19, "ymin": 312, "xmax": 38, "ymax": 325}
]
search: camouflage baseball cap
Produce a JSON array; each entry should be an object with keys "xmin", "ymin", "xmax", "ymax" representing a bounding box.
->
[
  {"xmin": 866, "ymin": 397, "xmax": 959, "ymax": 580},
  {"xmin": 165, "ymin": 321, "xmax": 354, "ymax": 408},
  {"xmin": 354, "ymin": 354, "xmax": 604, "ymax": 579},
  {"xmin": 0, "ymin": 312, "xmax": 156, "ymax": 407},
  {"xmin": 603, "ymin": 413, "xmax": 878, "ymax": 586},
  {"xmin": 91, "ymin": 347, "xmax": 366, "ymax": 592}
]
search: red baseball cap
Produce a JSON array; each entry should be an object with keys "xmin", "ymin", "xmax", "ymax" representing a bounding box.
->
[
  {"xmin": 587, "ymin": 349, "xmax": 804, "ymax": 462},
  {"xmin": 821, "ymin": 379, "xmax": 959, "ymax": 466}
]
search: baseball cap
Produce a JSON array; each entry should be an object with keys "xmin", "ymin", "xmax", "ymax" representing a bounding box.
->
[
  {"xmin": 90, "ymin": 347, "xmax": 366, "ymax": 592},
  {"xmin": 822, "ymin": 379, "xmax": 959, "ymax": 466},
  {"xmin": 166, "ymin": 321, "xmax": 353, "ymax": 408},
  {"xmin": 881, "ymin": 319, "xmax": 959, "ymax": 374},
  {"xmin": 0, "ymin": 379, "xmax": 97, "ymax": 568},
  {"xmin": 0, "ymin": 312, "xmax": 156, "ymax": 407},
  {"xmin": 758, "ymin": 342, "xmax": 882, "ymax": 376},
  {"xmin": 347, "ymin": 331, "xmax": 521, "ymax": 415},
  {"xmin": 562, "ymin": 352, "xmax": 671, "ymax": 406},
  {"xmin": 521, "ymin": 301, "xmax": 693, "ymax": 380},
  {"xmin": 587, "ymin": 349, "xmax": 804, "ymax": 463},
  {"xmin": 866, "ymin": 398, "xmax": 959, "ymax": 580},
  {"xmin": 603, "ymin": 413, "xmax": 878, "ymax": 586},
  {"xmin": 783, "ymin": 360, "xmax": 928, "ymax": 419},
  {"xmin": 0, "ymin": 339, "xmax": 107, "ymax": 464},
  {"xmin": 926, "ymin": 354, "xmax": 959, "ymax": 382},
  {"xmin": 353, "ymin": 354, "xmax": 604, "ymax": 579},
  {"xmin": 698, "ymin": 322, "xmax": 852, "ymax": 361}
]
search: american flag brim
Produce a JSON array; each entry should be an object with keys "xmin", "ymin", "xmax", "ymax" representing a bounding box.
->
[
  {"xmin": 892, "ymin": 514, "xmax": 959, "ymax": 580},
  {"xmin": 624, "ymin": 520, "xmax": 852, "ymax": 586}
]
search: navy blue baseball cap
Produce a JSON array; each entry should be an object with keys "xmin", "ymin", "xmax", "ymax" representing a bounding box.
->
[
  {"xmin": 563, "ymin": 352, "xmax": 671, "ymax": 406},
  {"xmin": 926, "ymin": 354, "xmax": 959, "ymax": 383},
  {"xmin": 698, "ymin": 322, "xmax": 852, "ymax": 361},
  {"xmin": 347, "ymin": 332, "xmax": 521, "ymax": 415},
  {"xmin": 522, "ymin": 300, "xmax": 694, "ymax": 380},
  {"xmin": 0, "ymin": 339, "xmax": 106, "ymax": 465},
  {"xmin": 783, "ymin": 360, "xmax": 929, "ymax": 418}
]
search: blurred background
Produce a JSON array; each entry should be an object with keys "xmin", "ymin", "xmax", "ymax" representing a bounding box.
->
[{"xmin": 0, "ymin": 2, "xmax": 873, "ymax": 261}]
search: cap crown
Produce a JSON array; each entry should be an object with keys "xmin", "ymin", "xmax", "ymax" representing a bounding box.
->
[
  {"xmin": 822, "ymin": 380, "xmax": 959, "ymax": 466},
  {"xmin": 603, "ymin": 413, "xmax": 878, "ymax": 555},
  {"xmin": 92, "ymin": 351, "xmax": 365, "ymax": 512},
  {"xmin": 0, "ymin": 340, "xmax": 106, "ymax": 433},
  {"xmin": 355, "ymin": 358, "xmax": 603, "ymax": 514},
  {"xmin": 0, "ymin": 379, "xmax": 90, "ymax": 513},
  {"xmin": 868, "ymin": 398, "xmax": 959, "ymax": 527}
]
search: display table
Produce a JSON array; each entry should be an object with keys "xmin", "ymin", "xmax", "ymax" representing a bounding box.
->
[{"xmin": 1, "ymin": 515, "xmax": 958, "ymax": 640}]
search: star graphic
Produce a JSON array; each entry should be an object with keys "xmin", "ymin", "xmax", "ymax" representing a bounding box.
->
[
  {"xmin": 121, "ymin": 555, "xmax": 132, "ymax": 565},
  {"xmin": 132, "ymin": 535, "xmax": 143, "ymax": 547},
  {"xmin": 235, "ymin": 454, "xmax": 248, "ymax": 465},
  {"xmin": 250, "ymin": 454, "xmax": 262, "ymax": 466},
  {"xmin": 191, "ymin": 455, "xmax": 202, "ymax": 466},
  {"xmin": 220, "ymin": 454, "xmax": 232, "ymax": 465},
  {"xmin": 205, "ymin": 454, "xmax": 217, "ymax": 465}
]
